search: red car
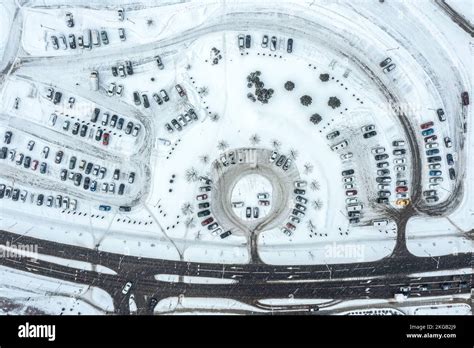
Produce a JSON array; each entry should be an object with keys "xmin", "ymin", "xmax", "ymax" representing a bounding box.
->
[
  {"xmin": 396, "ymin": 186, "xmax": 408, "ymax": 193},
  {"xmin": 424, "ymin": 135, "xmax": 437, "ymax": 143},
  {"xmin": 461, "ymin": 92, "xmax": 469, "ymax": 106},
  {"xmin": 201, "ymin": 217, "xmax": 214, "ymax": 226},
  {"xmin": 345, "ymin": 190, "xmax": 357, "ymax": 196},
  {"xmin": 31, "ymin": 160, "xmax": 39, "ymax": 170},
  {"xmin": 420, "ymin": 121, "xmax": 434, "ymax": 130},
  {"xmin": 102, "ymin": 132, "xmax": 110, "ymax": 146}
]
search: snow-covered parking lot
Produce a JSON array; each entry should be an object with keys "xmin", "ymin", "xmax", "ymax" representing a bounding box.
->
[{"xmin": 0, "ymin": 0, "xmax": 472, "ymax": 269}]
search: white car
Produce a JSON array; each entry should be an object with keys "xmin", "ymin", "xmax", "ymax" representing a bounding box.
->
[
  {"xmin": 116, "ymin": 84, "xmax": 124, "ymax": 96},
  {"xmin": 117, "ymin": 8, "xmax": 125, "ymax": 21},
  {"xmin": 361, "ymin": 124, "xmax": 375, "ymax": 132},
  {"xmin": 344, "ymin": 183, "xmax": 354, "ymax": 190},
  {"xmin": 294, "ymin": 181, "xmax": 307, "ymax": 188},
  {"xmin": 49, "ymin": 113, "xmax": 57, "ymax": 126},
  {"xmin": 371, "ymin": 147, "xmax": 385, "ymax": 154},
  {"xmin": 221, "ymin": 156, "xmax": 229, "ymax": 167},
  {"xmin": 425, "ymin": 142, "xmax": 438, "ymax": 149},
  {"xmin": 343, "ymin": 177, "xmax": 353, "ymax": 184},
  {"xmin": 27, "ymin": 140, "xmax": 35, "ymax": 151},
  {"xmin": 394, "ymin": 158, "xmax": 406, "ymax": 165},
  {"xmin": 132, "ymin": 124, "xmax": 141, "ymax": 137},
  {"xmin": 340, "ymin": 152, "xmax": 353, "ymax": 160},
  {"xmin": 395, "ymin": 165, "xmax": 407, "ymax": 172},
  {"xmin": 269, "ymin": 151, "xmax": 278, "ymax": 163},
  {"xmin": 122, "ymin": 281, "xmax": 132, "ymax": 295},
  {"xmin": 106, "ymin": 83, "xmax": 116, "ymax": 96}
]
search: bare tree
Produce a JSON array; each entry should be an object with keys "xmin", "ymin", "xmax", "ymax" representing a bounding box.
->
[
  {"xmin": 210, "ymin": 113, "xmax": 220, "ymax": 122},
  {"xmin": 200, "ymin": 154, "xmax": 210, "ymax": 165},
  {"xmin": 181, "ymin": 202, "xmax": 194, "ymax": 216},
  {"xmin": 310, "ymin": 180, "xmax": 321, "ymax": 191},
  {"xmin": 312, "ymin": 199, "xmax": 324, "ymax": 210},
  {"xmin": 270, "ymin": 139, "xmax": 281, "ymax": 150},
  {"xmin": 306, "ymin": 219, "xmax": 316, "ymax": 232},
  {"xmin": 185, "ymin": 64, "xmax": 192, "ymax": 70},
  {"xmin": 185, "ymin": 167, "xmax": 199, "ymax": 183},
  {"xmin": 289, "ymin": 149, "xmax": 299, "ymax": 160},
  {"xmin": 250, "ymin": 134, "xmax": 261, "ymax": 145},
  {"xmin": 217, "ymin": 140, "xmax": 229, "ymax": 151},
  {"xmin": 146, "ymin": 18, "xmax": 154, "ymax": 26},
  {"xmin": 185, "ymin": 217, "xmax": 196, "ymax": 229},
  {"xmin": 304, "ymin": 163, "xmax": 314, "ymax": 175},
  {"xmin": 199, "ymin": 87, "xmax": 209, "ymax": 97}
]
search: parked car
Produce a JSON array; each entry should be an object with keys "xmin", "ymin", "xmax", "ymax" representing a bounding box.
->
[
  {"xmin": 449, "ymin": 168, "xmax": 456, "ymax": 180},
  {"xmin": 379, "ymin": 57, "xmax": 392, "ymax": 68},
  {"xmin": 155, "ymin": 55, "xmax": 164, "ymax": 70},
  {"xmin": 444, "ymin": 137, "xmax": 452, "ymax": 148},
  {"xmin": 287, "ymin": 38, "xmax": 293, "ymax": 53},
  {"xmin": 461, "ymin": 91, "xmax": 469, "ymax": 106}
]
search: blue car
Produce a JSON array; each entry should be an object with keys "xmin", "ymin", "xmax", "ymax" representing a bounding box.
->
[
  {"xmin": 99, "ymin": 205, "xmax": 111, "ymax": 211},
  {"xmin": 446, "ymin": 154, "xmax": 454, "ymax": 166},
  {"xmin": 429, "ymin": 170, "xmax": 442, "ymax": 176},
  {"xmin": 426, "ymin": 149, "xmax": 439, "ymax": 156},
  {"xmin": 421, "ymin": 128, "xmax": 434, "ymax": 136}
]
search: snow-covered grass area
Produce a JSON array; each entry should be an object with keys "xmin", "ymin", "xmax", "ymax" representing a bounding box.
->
[
  {"xmin": 404, "ymin": 303, "xmax": 472, "ymax": 315},
  {"xmin": 0, "ymin": 266, "xmax": 113, "ymax": 314},
  {"xmin": 0, "ymin": 2, "xmax": 13, "ymax": 59},
  {"xmin": 406, "ymin": 217, "xmax": 473, "ymax": 257},
  {"xmin": 154, "ymin": 296, "xmax": 264, "ymax": 314}
]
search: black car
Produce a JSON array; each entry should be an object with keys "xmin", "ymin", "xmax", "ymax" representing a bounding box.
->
[
  {"xmin": 37, "ymin": 194, "xmax": 44, "ymax": 206},
  {"xmin": 276, "ymin": 155, "xmax": 286, "ymax": 167},
  {"xmin": 377, "ymin": 197, "xmax": 389, "ymax": 204},
  {"xmin": 153, "ymin": 93, "xmax": 163, "ymax": 105},
  {"xmin": 4, "ymin": 131, "xmax": 12, "ymax": 144},
  {"xmin": 142, "ymin": 94, "xmax": 150, "ymax": 108},
  {"xmin": 119, "ymin": 206, "xmax": 132, "ymax": 212},
  {"xmin": 449, "ymin": 168, "xmax": 456, "ymax": 180},
  {"xmin": 461, "ymin": 91, "xmax": 469, "ymax": 106},
  {"xmin": 171, "ymin": 119, "xmax": 182, "ymax": 131},
  {"xmin": 125, "ymin": 122, "xmax": 133, "ymax": 135},
  {"xmin": 73, "ymin": 173, "xmax": 82, "ymax": 186},
  {"xmin": 110, "ymin": 114, "xmax": 118, "ymax": 127},
  {"xmin": 197, "ymin": 210, "xmax": 210, "ymax": 217},
  {"xmin": 436, "ymin": 108, "xmax": 446, "ymax": 122},
  {"xmin": 40, "ymin": 162, "xmax": 47, "ymax": 174},
  {"xmin": 85, "ymin": 162, "xmax": 93, "ymax": 175},
  {"xmin": 83, "ymin": 176, "xmax": 90, "ymax": 190},
  {"xmin": 245, "ymin": 35, "xmax": 251, "ymax": 48},
  {"xmin": 95, "ymin": 129, "xmax": 103, "ymax": 141},
  {"xmin": 220, "ymin": 230, "xmax": 232, "ymax": 239},
  {"xmin": 117, "ymin": 118, "xmax": 124, "ymax": 130},
  {"xmin": 446, "ymin": 154, "xmax": 454, "ymax": 166},
  {"xmin": 0, "ymin": 146, "xmax": 7, "ymax": 159},
  {"xmin": 53, "ymin": 91, "xmax": 62, "ymax": 105},
  {"xmin": 118, "ymin": 183, "xmax": 125, "ymax": 195},
  {"xmin": 374, "ymin": 154, "xmax": 389, "ymax": 161},
  {"xmin": 198, "ymin": 202, "xmax": 210, "ymax": 209},
  {"xmin": 68, "ymin": 34, "xmax": 76, "ymax": 49},
  {"xmin": 287, "ymin": 38, "xmax": 293, "ymax": 53},
  {"xmin": 23, "ymin": 156, "xmax": 31, "ymax": 168},
  {"xmin": 80, "ymin": 124, "xmax": 88, "ymax": 137},
  {"xmin": 100, "ymin": 30, "xmax": 109, "ymax": 45},
  {"xmin": 427, "ymin": 156, "xmax": 442, "ymax": 163},
  {"xmin": 69, "ymin": 156, "xmax": 76, "ymax": 170},
  {"xmin": 363, "ymin": 131, "xmax": 377, "ymax": 139},
  {"xmin": 113, "ymin": 169, "xmax": 120, "ymax": 180},
  {"xmin": 148, "ymin": 298, "xmax": 158, "ymax": 310},
  {"xmin": 294, "ymin": 189, "xmax": 305, "ymax": 195},
  {"xmin": 91, "ymin": 108, "xmax": 100, "ymax": 122},
  {"xmin": 72, "ymin": 122, "xmax": 80, "ymax": 135},
  {"xmin": 342, "ymin": 169, "xmax": 355, "ymax": 176},
  {"xmin": 126, "ymin": 61, "xmax": 133, "ymax": 75},
  {"xmin": 379, "ymin": 57, "xmax": 392, "ymax": 68},
  {"xmin": 112, "ymin": 66, "xmax": 118, "ymax": 77}
]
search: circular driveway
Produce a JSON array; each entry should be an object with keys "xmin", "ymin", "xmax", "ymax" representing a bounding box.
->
[{"xmin": 210, "ymin": 148, "xmax": 300, "ymax": 236}]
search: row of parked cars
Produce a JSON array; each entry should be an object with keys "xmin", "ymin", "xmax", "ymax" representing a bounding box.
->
[
  {"xmin": 419, "ymin": 121, "xmax": 455, "ymax": 203},
  {"xmin": 50, "ymin": 28, "xmax": 114, "ymax": 51},
  {"xmin": 165, "ymin": 109, "xmax": 198, "ymax": 133},
  {"xmin": 0, "ymin": 184, "xmax": 77, "ymax": 210},
  {"xmin": 90, "ymin": 108, "xmax": 141, "ymax": 137},
  {"xmin": 340, "ymin": 169, "xmax": 363, "ymax": 224},
  {"xmin": 269, "ymin": 151, "xmax": 292, "ymax": 171},
  {"xmin": 2, "ymin": 132, "xmax": 49, "ymax": 173},
  {"xmin": 195, "ymin": 177, "xmax": 232, "ymax": 239},
  {"xmin": 281, "ymin": 181, "xmax": 307, "ymax": 236},
  {"xmin": 238, "ymin": 34, "xmax": 294, "ymax": 53}
]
